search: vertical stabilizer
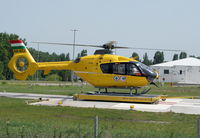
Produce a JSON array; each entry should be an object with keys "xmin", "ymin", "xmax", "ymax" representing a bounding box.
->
[{"xmin": 8, "ymin": 40, "xmax": 38, "ymax": 80}]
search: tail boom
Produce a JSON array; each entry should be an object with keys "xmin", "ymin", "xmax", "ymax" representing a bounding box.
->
[
  {"xmin": 8, "ymin": 40, "xmax": 72, "ymax": 80},
  {"xmin": 37, "ymin": 61, "xmax": 72, "ymax": 75}
]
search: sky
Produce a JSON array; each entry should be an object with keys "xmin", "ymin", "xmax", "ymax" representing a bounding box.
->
[{"xmin": 0, "ymin": 0, "xmax": 200, "ymax": 61}]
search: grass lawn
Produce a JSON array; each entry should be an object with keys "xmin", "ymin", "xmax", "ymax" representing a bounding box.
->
[
  {"xmin": 0, "ymin": 80, "xmax": 200, "ymax": 137},
  {"xmin": 0, "ymin": 97, "xmax": 200, "ymax": 138},
  {"xmin": 0, "ymin": 80, "xmax": 97, "ymax": 96},
  {"xmin": 0, "ymin": 80, "xmax": 200, "ymax": 96}
]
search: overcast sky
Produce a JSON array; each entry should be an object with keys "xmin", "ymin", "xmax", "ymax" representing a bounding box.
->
[{"xmin": 1, "ymin": 0, "xmax": 199, "ymax": 61}]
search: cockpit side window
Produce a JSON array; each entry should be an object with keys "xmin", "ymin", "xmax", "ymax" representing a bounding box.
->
[
  {"xmin": 100, "ymin": 63, "xmax": 126, "ymax": 75},
  {"xmin": 100, "ymin": 63, "xmax": 142, "ymax": 76},
  {"xmin": 113, "ymin": 63, "xmax": 125, "ymax": 75},
  {"xmin": 127, "ymin": 64, "xmax": 141, "ymax": 76},
  {"xmin": 100, "ymin": 63, "xmax": 113, "ymax": 73}
]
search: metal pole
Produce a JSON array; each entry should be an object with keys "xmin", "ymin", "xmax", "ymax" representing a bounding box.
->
[
  {"xmin": 71, "ymin": 29, "xmax": 78, "ymax": 85},
  {"xmin": 71, "ymin": 29, "xmax": 78, "ymax": 61},
  {"xmin": 198, "ymin": 118, "xmax": 200, "ymax": 138},
  {"xmin": 94, "ymin": 116, "xmax": 98, "ymax": 138},
  {"xmin": 36, "ymin": 43, "xmax": 39, "ymax": 81}
]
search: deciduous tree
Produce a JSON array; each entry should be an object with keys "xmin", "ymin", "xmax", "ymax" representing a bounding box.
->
[
  {"xmin": 131, "ymin": 52, "xmax": 139, "ymax": 61},
  {"xmin": 153, "ymin": 51, "xmax": 164, "ymax": 64},
  {"xmin": 179, "ymin": 52, "xmax": 187, "ymax": 59},
  {"xmin": 142, "ymin": 53, "xmax": 152, "ymax": 65},
  {"xmin": 0, "ymin": 32, "xmax": 26, "ymax": 80},
  {"xmin": 173, "ymin": 54, "xmax": 178, "ymax": 61}
]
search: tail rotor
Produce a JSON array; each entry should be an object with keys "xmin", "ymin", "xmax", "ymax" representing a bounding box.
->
[{"xmin": 15, "ymin": 56, "xmax": 29, "ymax": 72}]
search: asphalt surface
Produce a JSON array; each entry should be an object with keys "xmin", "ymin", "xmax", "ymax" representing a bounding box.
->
[{"xmin": 1, "ymin": 92, "xmax": 200, "ymax": 115}]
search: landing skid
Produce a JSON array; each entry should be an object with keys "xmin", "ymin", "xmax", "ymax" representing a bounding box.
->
[{"xmin": 97, "ymin": 87, "xmax": 151, "ymax": 96}]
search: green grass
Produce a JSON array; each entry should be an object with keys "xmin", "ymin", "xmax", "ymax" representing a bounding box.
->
[
  {"xmin": 0, "ymin": 80, "xmax": 96, "ymax": 96},
  {"xmin": 0, "ymin": 97, "xmax": 199, "ymax": 137},
  {"xmin": 151, "ymin": 85, "xmax": 200, "ymax": 96},
  {"xmin": 0, "ymin": 80, "xmax": 200, "ymax": 97},
  {"xmin": 0, "ymin": 80, "xmax": 200, "ymax": 137}
]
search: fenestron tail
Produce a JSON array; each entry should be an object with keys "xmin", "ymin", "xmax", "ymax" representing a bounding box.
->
[
  {"xmin": 8, "ymin": 40, "xmax": 72, "ymax": 80},
  {"xmin": 8, "ymin": 40, "xmax": 38, "ymax": 80}
]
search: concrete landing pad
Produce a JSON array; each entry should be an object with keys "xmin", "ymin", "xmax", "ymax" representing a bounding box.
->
[{"xmin": 0, "ymin": 92, "xmax": 200, "ymax": 115}]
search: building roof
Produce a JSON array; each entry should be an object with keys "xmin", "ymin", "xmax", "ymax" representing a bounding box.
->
[{"xmin": 152, "ymin": 57, "xmax": 200, "ymax": 67}]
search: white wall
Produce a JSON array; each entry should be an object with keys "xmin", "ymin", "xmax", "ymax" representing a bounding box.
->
[
  {"xmin": 172, "ymin": 66, "xmax": 186, "ymax": 82},
  {"xmin": 151, "ymin": 65, "xmax": 200, "ymax": 84},
  {"xmin": 152, "ymin": 66, "xmax": 174, "ymax": 83},
  {"xmin": 184, "ymin": 66, "xmax": 200, "ymax": 84}
]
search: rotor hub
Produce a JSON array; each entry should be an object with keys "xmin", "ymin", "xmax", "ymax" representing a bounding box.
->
[{"xmin": 19, "ymin": 61, "xmax": 25, "ymax": 67}]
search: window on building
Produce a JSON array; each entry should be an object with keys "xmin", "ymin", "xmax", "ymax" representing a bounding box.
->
[
  {"xmin": 164, "ymin": 69, "xmax": 169, "ymax": 74},
  {"xmin": 180, "ymin": 70, "xmax": 182, "ymax": 75}
]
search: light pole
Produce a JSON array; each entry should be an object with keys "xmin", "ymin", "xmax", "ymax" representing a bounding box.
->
[
  {"xmin": 71, "ymin": 29, "xmax": 78, "ymax": 85},
  {"xmin": 71, "ymin": 29, "xmax": 78, "ymax": 60},
  {"xmin": 36, "ymin": 43, "xmax": 39, "ymax": 81}
]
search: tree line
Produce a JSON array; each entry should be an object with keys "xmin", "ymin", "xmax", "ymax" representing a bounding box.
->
[
  {"xmin": 0, "ymin": 32, "xmax": 87, "ymax": 81},
  {"xmin": 0, "ymin": 32, "xmax": 200, "ymax": 81},
  {"xmin": 28, "ymin": 47, "xmax": 87, "ymax": 81}
]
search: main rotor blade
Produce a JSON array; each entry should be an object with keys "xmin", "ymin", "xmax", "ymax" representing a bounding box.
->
[
  {"xmin": 114, "ymin": 46, "xmax": 182, "ymax": 51},
  {"xmin": 32, "ymin": 42, "xmax": 182, "ymax": 51},
  {"xmin": 32, "ymin": 42, "xmax": 132, "ymax": 49},
  {"xmin": 128, "ymin": 47, "xmax": 182, "ymax": 52},
  {"xmin": 113, "ymin": 46, "xmax": 130, "ymax": 49},
  {"xmin": 31, "ymin": 42, "xmax": 102, "ymax": 48}
]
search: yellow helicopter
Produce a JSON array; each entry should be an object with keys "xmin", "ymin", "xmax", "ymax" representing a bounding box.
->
[{"xmin": 8, "ymin": 40, "xmax": 179, "ymax": 96}]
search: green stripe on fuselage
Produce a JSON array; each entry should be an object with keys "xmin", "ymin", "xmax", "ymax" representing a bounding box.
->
[{"xmin": 12, "ymin": 46, "xmax": 26, "ymax": 49}]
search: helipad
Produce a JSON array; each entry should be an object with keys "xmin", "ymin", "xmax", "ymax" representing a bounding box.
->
[{"xmin": 0, "ymin": 92, "xmax": 200, "ymax": 115}]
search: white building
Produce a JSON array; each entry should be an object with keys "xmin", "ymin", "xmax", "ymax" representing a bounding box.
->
[{"xmin": 151, "ymin": 57, "xmax": 200, "ymax": 84}]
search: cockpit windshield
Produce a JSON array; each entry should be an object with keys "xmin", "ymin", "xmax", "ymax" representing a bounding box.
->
[
  {"xmin": 136, "ymin": 62, "xmax": 153, "ymax": 72},
  {"xmin": 135, "ymin": 62, "xmax": 157, "ymax": 81}
]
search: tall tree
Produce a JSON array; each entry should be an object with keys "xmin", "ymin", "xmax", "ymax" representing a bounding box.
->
[
  {"xmin": 65, "ymin": 53, "xmax": 70, "ymax": 61},
  {"xmin": 59, "ymin": 53, "xmax": 66, "ymax": 61},
  {"xmin": 77, "ymin": 49, "xmax": 87, "ymax": 58},
  {"xmin": 172, "ymin": 54, "xmax": 178, "ymax": 61},
  {"xmin": 131, "ymin": 52, "xmax": 139, "ymax": 61},
  {"xmin": 0, "ymin": 32, "xmax": 73, "ymax": 81},
  {"xmin": 0, "ymin": 61, "xmax": 4, "ymax": 80},
  {"xmin": 29, "ymin": 48, "xmax": 71, "ymax": 81},
  {"xmin": 142, "ymin": 53, "xmax": 152, "ymax": 65},
  {"xmin": 57, "ymin": 53, "xmax": 71, "ymax": 81},
  {"xmin": 153, "ymin": 51, "xmax": 164, "ymax": 64},
  {"xmin": 179, "ymin": 52, "xmax": 187, "ymax": 59}
]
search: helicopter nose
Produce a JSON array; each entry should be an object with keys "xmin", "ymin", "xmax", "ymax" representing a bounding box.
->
[
  {"xmin": 155, "ymin": 71, "xmax": 159, "ymax": 79},
  {"xmin": 152, "ymin": 72, "xmax": 158, "ymax": 79},
  {"xmin": 147, "ymin": 71, "xmax": 158, "ymax": 82},
  {"xmin": 149, "ymin": 72, "xmax": 159, "ymax": 87}
]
